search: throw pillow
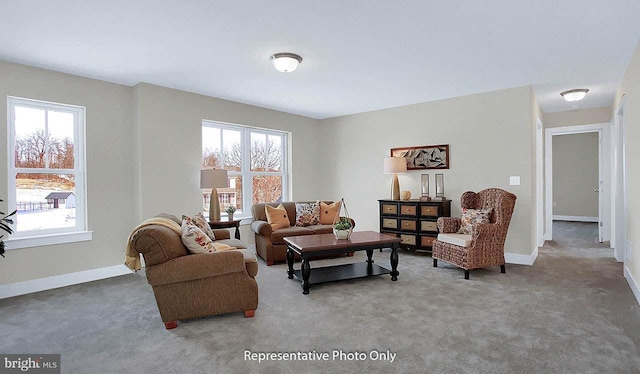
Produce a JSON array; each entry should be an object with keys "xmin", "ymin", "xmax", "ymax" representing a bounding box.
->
[
  {"xmin": 319, "ymin": 201, "xmax": 341, "ymax": 225},
  {"xmin": 457, "ymin": 208, "xmax": 492, "ymax": 235},
  {"xmin": 194, "ymin": 212, "xmax": 216, "ymax": 240},
  {"xmin": 265, "ymin": 204, "xmax": 291, "ymax": 230},
  {"xmin": 295, "ymin": 202, "xmax": 320, "ymax": 226},
  {"xmin": 182, "ymin": 214, "xmax": 216, "ymax": 241},
  {"xmin": 181, "ymin": 219, "xmax": 215, "ymax": 254}
]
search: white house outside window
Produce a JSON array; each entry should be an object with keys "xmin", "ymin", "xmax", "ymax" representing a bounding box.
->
[
  {"xmin": 202, "ymin": 121, "xmax": 289, "ymax": 218},
  {"xmin": 7, "ymin": 97, "xmax": 90, "ymax": 248}
]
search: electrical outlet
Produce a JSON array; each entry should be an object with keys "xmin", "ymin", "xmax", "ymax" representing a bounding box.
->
[
  {"xmin": 626, "ymin": 240, "xmax": 632, "ymax": 261},
  {"xmin": 509, "ymin": 176, "xmax": 520, "ymax": 186}
]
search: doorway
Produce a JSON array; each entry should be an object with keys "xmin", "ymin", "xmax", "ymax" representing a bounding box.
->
[{"xmin": 544, "ymin": 123, "xmax": 611, "ymax": 244}]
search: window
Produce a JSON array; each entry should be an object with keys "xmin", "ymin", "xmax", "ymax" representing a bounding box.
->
[
  {"xmin": 7, "ymin": 97, "xmax": 89, "ymax": 247},
  {"xmin": 202, "ymin": 121, "xmax": 288, "ymax": 218}
]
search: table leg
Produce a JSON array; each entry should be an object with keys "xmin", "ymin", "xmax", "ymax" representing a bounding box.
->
[
  {"xmin": 366, "ymin": 249, "xmax": 374, "ymax": 264},
  {"xmin": 286, "ymin": 246, "xmax": 294, "ymax": 279},
  {"xmin": 235, "ymin": 226, "xmax": 241, "ymax": 240},
  {"xmin": 301, "ymin": 257, "xmax": 311, "ymax": 294},
  {"xmin": 390, "ymin": 244, "xmax": 399, "ymax": 281}
]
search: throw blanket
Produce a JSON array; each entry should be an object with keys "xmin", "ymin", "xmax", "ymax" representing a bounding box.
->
[{"xmin": 125, "ymin": 217, "xmax": 182, "ymax": 271}]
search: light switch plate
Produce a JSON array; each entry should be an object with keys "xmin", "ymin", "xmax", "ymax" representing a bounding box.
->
[{"xmin": 509, "ymin": 176, "xmax": 520, "ymax": 186}]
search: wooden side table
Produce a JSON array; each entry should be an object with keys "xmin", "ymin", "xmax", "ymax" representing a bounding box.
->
[{"xmin": 208, "ymin": 219, "xmax": 242, "ymax": 240}]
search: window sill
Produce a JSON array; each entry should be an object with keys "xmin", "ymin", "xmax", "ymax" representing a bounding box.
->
[{"xmin": 5, "ymin": 231, "xmax": 93, "ymax": 250}]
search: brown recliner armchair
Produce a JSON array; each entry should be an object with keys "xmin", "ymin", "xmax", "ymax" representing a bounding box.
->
[
  {"xmin": 432, "ymin": 188, "xmax": 516, "ymax": 279},
  {"xmin": 129, "ymin": 215, "xmax": 258, "ymax": 329}
]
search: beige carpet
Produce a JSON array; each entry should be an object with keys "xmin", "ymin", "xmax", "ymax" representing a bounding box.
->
[{"xmin": 1, "ymin": 221, "xmax": 639, "ymax": 373}]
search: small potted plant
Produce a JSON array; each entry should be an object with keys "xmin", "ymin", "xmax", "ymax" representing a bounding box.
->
[
  {"xmin": 333, "ymin": 216, "xmax": 352, "ymax": 240},
  {"xmin": 0, "ymin": 199, "xmax": 17, "ymax": 258},
  {"xmin": 225, "ymin": 204, "xmax": 237, "ymax": 221}
]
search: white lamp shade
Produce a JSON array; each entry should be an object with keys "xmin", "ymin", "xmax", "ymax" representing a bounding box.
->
[
  {"xmin": 271, "ymin": 53, "xmax": 302, "ymax": 73},
  {"xmin": 383, "ymin": 157, "xmax": 407, "ymax": 174},
  {"xmin": 200, "ymin": 169, "xmax": 228, "ymax": 188},
  {"xmin": 561, "ymin": 89, "xmax": 589, "ymax": 102}
]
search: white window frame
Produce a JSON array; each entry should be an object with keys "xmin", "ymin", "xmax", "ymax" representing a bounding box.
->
[
  {"xmin": 6, "ymin": 97, "xmax": 91, "ymax": 249},
  {"xmin": 202, "ymin": 120, "xmax": 289, "ymax": 219}
]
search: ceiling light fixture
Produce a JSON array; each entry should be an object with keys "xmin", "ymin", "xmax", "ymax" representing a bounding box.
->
[
  {"xmin": 560, "ymin": 88, "xmax": 589, "ymax": 102},
  {"xmin": 270, "ymin": 52, "xmax": 302, "ymax": 73}
]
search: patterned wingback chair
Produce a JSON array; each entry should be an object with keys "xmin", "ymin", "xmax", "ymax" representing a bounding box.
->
[{"xmin": 432, "ymin": 188, "xmax": 516, "ymax": 279}]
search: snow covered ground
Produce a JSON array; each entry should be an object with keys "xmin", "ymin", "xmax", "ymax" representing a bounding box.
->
[{"xmin": 15, "ymin": 188, "xmax": 75, "ymax": 232}]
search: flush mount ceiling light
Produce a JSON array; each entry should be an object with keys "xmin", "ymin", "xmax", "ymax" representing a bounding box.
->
[
  {"xmin": 560, "ymin": 88, "xmax": 589, "ymax": 102},
  {"xmin": 270, "ymin": 52, "xmax": 302, "ymax": 73}
]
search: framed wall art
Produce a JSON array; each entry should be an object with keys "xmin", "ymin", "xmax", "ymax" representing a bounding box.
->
[{"xmin": 390, "ymin": 144, "xmax": 449, "ymax": 170}]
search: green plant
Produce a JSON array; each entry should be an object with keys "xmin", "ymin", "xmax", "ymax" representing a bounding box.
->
[
  {"xmin": 333, "ymin": 216, "xmax": 352, "ymax": 231},
  {"xmin": 225, "ymin": 205, "xmax": 237, "ymax": 214},
  {"xmin": 0, "ymin": 199, "xmax": 17, "ymax": 258}
]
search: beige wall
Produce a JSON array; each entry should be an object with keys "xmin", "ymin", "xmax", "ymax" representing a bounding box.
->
[
  {"xmin": 543, "ymin": 106, "xmax": 612, "ymax": 128},
  {"xmin": 134, "ymin": 83, "xmax": 322, "ymax": 244},
  {"xmin": 0, "ymin": 63, "xmax": 322, "ymax": 286},
  {"xmin": 552, "ymin": 133, "xmax": 599, "ymax": 218},
  {"xmin": 320, "ymin": 86, "xmax": 535, "ymax": 257},
  {"xmin": 0, "ymin": 61, "xmax": 137, "ymax": 285},
  {"xmin": 613, "ymin": 40, "xmax": 640, "ymax": 291}
]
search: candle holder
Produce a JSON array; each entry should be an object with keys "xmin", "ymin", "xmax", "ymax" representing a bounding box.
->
[
  {"xmin": 434, "ymin": 173, "xmax": 446, "ymax": 201},
  {"xmin": 420, "ymin": 174, "xmax": 431, "ymax": 201}
]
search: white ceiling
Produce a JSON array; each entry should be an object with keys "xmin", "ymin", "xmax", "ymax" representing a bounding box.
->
[{"xmin": 1, "ymin": 1, "xmax": 639, "ymax": 119}]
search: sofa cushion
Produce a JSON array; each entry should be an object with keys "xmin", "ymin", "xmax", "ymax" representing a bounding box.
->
[
  {"xmin": 457, "ymin": 208, "xmax": 492, "ymax": 234},
  {"xmin": 295, "ymin": 202, "xmax": 320, "ymax": 226},
  {"xmin": 181, "ymin": 219, "xmax": 215, "ymax": 254},
  {"xmin": 271, "ymin": 226, "xmax": 315, "ymax": 244},
  {"xmin": 183, "ymin": 213, "xmax": 215, "ymax": 240},
  {"xmin": 307, "ymin": 224, "xmax": 334, "ymax": 235},
  {"xmin": 265, "ymin": 204, "xmax": 291, "ymax": 230},
  {"xmin": 437, "ymin": 233, "xmax": 473, "ymax": 247},
  {"xmin": 215, "ymin": 238, "xmax": 247, "ymax": 249},
  {"xmin": 213, "ymin": 242, "xmax": 237, "ymax": 251},
  {"xmin": 319, "ymin": 201, "xmax": 341, "ymax": 225},
  {"xmin": 234, "ymin": 248, "xmax": 258, "ymax": 277}
]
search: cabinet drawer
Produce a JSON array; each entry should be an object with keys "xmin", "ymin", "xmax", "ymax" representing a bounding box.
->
[
  {"xmin": 420, "ymin": 221, "xmax": 438, "ymax": 232},
  {"xmin": 382, "ymin": 218, "xmax": 398, "ymax": 229},
  {"xmin": 421, "ymin": 205, "xmax": 439, "ymax": 217},
  {"xmin": 400, "ymin": 219, "xmax": 417, "ymax": 231},
  {"xmin": 381, "ymin": 204, "xmax": 398, "ymax": 215},
  {"xmin": 400, "ymin": 234, "xmax": 417, "ymax": 246},
  {"xmin": 400, "ymin": 204, "xmax": 417, "ymax": 216},
  {"xmin": 421, "ymin": 236, "xmax": 436, "ymax": 247}
]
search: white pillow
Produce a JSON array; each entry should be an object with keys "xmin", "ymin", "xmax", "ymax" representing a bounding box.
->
[
  {"xmin": 181, "ymin": 219, "xmax": 215, "ymax": 254},
  {"xmin": 182, "ymin": 213, "xmax": 216, "ymax": 240}
]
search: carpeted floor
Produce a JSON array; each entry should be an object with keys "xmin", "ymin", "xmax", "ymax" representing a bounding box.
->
[{"xmin": 1, "ymin": 222, "xmax": 639, "ymax": 373}]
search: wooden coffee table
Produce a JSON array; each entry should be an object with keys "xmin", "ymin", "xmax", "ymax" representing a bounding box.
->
[{"xmin": 284, "ymin": 231, "xmax": 401, "ymax": 294}]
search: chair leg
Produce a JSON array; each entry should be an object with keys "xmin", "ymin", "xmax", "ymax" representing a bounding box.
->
[
  {"xmin": 244, "ymin": 310, "xmax": 256, "ymax": 318},
  {"xmin": 164, "ymin": 321, "xmax": 178, "ymax": 330},
  {"xmin": 266, "ymin": 261, "xmax": 274, "ymax": 266},
  {"xmin": 433, "ymin": 259, "xmax": 438, "ymax": 267},
  {"xmin": 501, "ymin": 264, "xmax": 506, "ymax": 273},
  {"xmin": 464, "ymin": 270, "xmax": 470, "ymax": 280}
]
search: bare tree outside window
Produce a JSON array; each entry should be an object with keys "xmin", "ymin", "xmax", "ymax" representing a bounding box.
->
[{"xmin": 202, "ymin": 122, "xmax": 287, "ymax": 215}]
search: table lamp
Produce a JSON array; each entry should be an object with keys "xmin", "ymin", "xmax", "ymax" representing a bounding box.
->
[
  {"xmin": 383, "ymin": 157, "xmax": 407, "ymax": 200},
  {"xmin": 200, "ymin": 169, "xmax": 229, "ymax": 221}
]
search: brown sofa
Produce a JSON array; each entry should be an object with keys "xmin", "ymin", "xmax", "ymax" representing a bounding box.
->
[
  {"xmin": 129, "ymin": 214, "xmax": 258, "ymax": 329},
  {"xmin": 251, "ymin": 201, "xmax": 355, "ymax": 265}
]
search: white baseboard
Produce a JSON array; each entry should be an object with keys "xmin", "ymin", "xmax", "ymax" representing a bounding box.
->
[
  {"xmin": 505, "ymin": 246, "xmax": 538, "ymax": 266},
  {"xmin": 0, "ymin": 264, "xmax": 133, "ymax": 299},
  {"xmin": 552, "ymin": 215, "xmax": 598, "ymax": 222},
  {"xmin": 624, "ymin": 265, "xmax": 640, "ymax": 306}
]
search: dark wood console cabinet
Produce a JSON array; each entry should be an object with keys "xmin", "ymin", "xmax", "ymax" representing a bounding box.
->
[{"xmin": 378, "ymin": 199, "xmax": 451, "ymax": 251}]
